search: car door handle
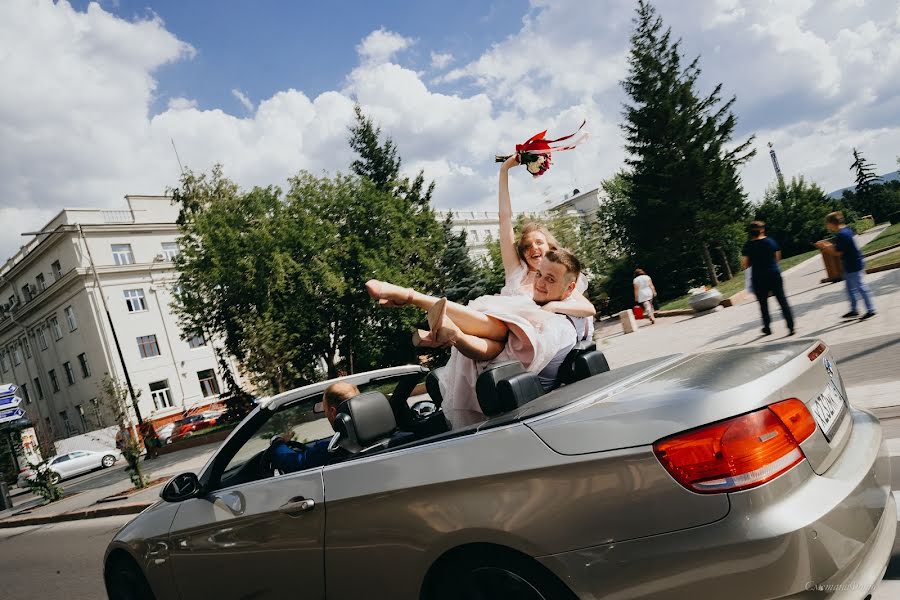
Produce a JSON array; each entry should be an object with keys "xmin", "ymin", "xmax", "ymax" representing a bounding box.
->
[{"xmin": 278, "ymin": 497, "xmax": 315, "ymax": 515}]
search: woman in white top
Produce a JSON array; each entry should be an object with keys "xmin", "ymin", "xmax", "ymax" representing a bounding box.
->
[
  {"xmin": 498, "ymin": 155, "xmax": 596, "ymax": 323},
  {"xmin": 632, "ymin": 268, "xmax": 657, "ymax": 324}
]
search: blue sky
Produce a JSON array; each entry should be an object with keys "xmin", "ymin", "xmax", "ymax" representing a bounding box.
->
[{"xmin": 1, "ymin": 1, "xmax": 899, "ymax": 260}]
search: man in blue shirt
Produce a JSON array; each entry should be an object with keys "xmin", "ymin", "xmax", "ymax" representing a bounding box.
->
[
  {"xmin": 741, "ymin": 220, "xmax": 795, "ymax": 336},
  {"xmin": 270, "ymin": 382, "xmax": 359, "ymax": 473},
  {"xmin": 815, "ymin": 212, "xmax": 875, "ymax": 320}
]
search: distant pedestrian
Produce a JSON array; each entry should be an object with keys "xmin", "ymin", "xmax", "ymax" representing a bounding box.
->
[
  {"xmin": 815, "ymin": 211, "xmax": 875, "ymax": 320},
  {"xmin": 742, "ymin": 220, "xmax": 795, "ymax": 336},
  {"xmin": 632, "ymin": 268, "xmax": 657, "ymax": 324}
]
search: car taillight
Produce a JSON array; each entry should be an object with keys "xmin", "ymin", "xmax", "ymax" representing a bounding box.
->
[{"xmin": 653, "ymin": 399, "xmax": 817, "ymax": 494}]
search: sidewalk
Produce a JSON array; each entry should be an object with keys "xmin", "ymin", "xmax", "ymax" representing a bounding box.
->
[
  {"xmin": 0, "ymin": 444, "xmax": 216, "ymax": 527},
  {"xmin": 596, "ymin": 224, "xmax": 899, "ymax": 411}
]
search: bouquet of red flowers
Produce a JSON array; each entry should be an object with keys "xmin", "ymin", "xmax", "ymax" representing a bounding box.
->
[{"xmin": 495, "ymin": 120, "xmax": 588, "ymax": 177}]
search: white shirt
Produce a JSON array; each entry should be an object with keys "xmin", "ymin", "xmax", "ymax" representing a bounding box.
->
[{"xmin": 633, "ymin": 274, "xmax": 654, "ymax": 303}]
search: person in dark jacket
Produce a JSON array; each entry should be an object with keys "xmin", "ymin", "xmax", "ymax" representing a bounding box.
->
[
  {"xmin": 270, "ymin": 382, "xmax": 359, "ymax": 474},
  {"xmin": 741, "ymin": 220, "xmax": 795, "ymax": 336},
  {"xmin": 815, "ymin": 211, "xmax": 875, "ymax": 320}
]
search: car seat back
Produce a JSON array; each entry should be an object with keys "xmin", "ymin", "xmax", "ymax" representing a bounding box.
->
[
  {"xmin": 332, "ymin": 391, "xmax": 397, "ymax": 454},
  {"xmin": 476, "ymin": 361, "xmax": 545, "ymax": 416},
  {"xmin": 557, "ymin": 341, "xmax": 610, "ymax": 385}
]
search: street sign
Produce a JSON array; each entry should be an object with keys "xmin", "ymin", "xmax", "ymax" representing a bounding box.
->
[
  {"xmin": 0, "ymin": 407, "xmax": 25, "ymax": 425},
  {"xmin": 0, "ymin": 394, "xmax": 21, "ymax": 409},
  {"xmin": 0, "ymin": 384, "xmax": 17, "ymax": 397}
]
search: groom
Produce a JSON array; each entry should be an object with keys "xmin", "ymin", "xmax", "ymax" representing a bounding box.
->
[{"xmin": 367, "ymin": 248, "xmax": 590, "ymax": 424}]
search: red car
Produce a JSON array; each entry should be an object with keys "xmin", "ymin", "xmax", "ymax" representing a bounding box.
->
[{"xmin": 167, "ymin": 411, "xmax": 223, "ymax": 443}]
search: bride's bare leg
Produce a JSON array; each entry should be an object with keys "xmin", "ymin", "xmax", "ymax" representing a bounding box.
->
[{"xmin": 366, "ymin": 279, "xmax": 508, "ymax": 341}]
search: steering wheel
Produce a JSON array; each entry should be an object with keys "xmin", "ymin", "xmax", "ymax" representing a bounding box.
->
[{"xmin": 410, "ymin": 400, "xmax": 437, "ymax": 422}]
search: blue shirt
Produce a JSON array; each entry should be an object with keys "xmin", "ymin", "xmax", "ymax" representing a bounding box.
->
[
  {"xmin": 271, "ymin": 438, "xmax": 331, "ymax": 473},
  {"xmin": 832, "ymin": 227, "xmax": 864, "ymax": 273},
  {"xmin": 742, "ymin": 237, "xmax": 781, "ymax": 281}
]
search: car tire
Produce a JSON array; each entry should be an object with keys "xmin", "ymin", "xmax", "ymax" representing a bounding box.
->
[
  {"xmin": 105, "ymin": 555, "xmax": 156, "ymax": 600},
  {"xmin": 102, "ymin": 454, "xmax": 116, "ymax": 468},
  {"xmin": 48, "ymin": 472, "xmax": 61, "ymax": 485},
  {"xmin": 423, "ymin": 547, "xmax": 576, "ymax": 600}
]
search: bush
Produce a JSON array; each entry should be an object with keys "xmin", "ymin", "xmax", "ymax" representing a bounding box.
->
[
  {"xmin": 25, "ymin": 460, "xmax": 64, "ymax": 502},
  {"xmin": 891, "ymin": 211, "xmax": 900, "ymax": 225}
]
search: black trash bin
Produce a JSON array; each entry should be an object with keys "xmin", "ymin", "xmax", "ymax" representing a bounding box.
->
[{"xmin": 0, "ymin": 481, "xmax": 11, "ymax": 510}]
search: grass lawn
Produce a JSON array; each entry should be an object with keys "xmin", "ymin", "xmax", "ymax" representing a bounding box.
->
[
  {"xmin": 862, "ymin": 222, "xmax": 900, "ymax": 254},
  {"xmin": 658, "ymin": 249, "xmax": 819, "ymax": 311},
  {"xmin": 867, "ymin": 247, "xmax": 900, "ymax": 270}
]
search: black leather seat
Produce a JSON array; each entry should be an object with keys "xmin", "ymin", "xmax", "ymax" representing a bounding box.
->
[
  {"xmin": 332, "ymin": 391, "xmax": 398, "ymax": 454},
  {"xmin": 476, "ymin": 361, "xmax": 545, "ymax": 417},
  {"xmin": 425, "ymin": 367, "xmax": 446, "ymax": 407},
  {"xmin": 557, "ymin": 341, "xmax": 610, "ymax": 385}
]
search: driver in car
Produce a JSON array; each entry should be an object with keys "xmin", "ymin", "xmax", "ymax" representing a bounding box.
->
[{"xmin": 270, "ymin": 381, "xmax": 359, "ymax": 473}]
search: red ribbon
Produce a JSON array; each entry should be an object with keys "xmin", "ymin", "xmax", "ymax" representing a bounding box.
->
[{"xmin": 515, "ymin": 119, "xmax": 587, "ymax": 156}]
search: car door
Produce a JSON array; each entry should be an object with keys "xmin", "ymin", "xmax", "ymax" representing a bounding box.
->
[
  {"xmin": 49, "ymin": 453, "xmax": 73, "ymax": 478},
  {"xmin": 166, "ymin": 395, "xmax": 329, "ymax": 599},
  {"xmin": 67, "ymin": 451, "xmax": 96, "ymax": 476}
]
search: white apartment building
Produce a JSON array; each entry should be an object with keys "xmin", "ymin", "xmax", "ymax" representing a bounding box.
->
[
  {"xmin": 540, "ymin": 187, "xmax": 606, "ymax": 223},
  {"xmin": 0, "ymin": 196, "xmax": 230, "ymax": 445},
  {"xmin": 435, "ymin": 209, "xmax": 550, "ymax": 258}
]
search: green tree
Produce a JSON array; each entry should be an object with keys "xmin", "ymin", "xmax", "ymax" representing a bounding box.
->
[
  {"xmin": 99, "ymin": 376, "xmax": 148, "ymax": 489},
  {"xmin": 619, "ymin": 0, "xmax": 755, "ymax": 297},
  {"xmin": 437, "ymin": 213, "xmax": 488, "ymax": 303},
  {"xmin": 754, "ymin": 177, "xmax": 846, "ymax": 257},
  {"xmin": 850, "ymin": 148, "xmax": 882, "ymax": 196}
]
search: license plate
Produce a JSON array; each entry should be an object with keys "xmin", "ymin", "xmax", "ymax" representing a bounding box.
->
[{"xmin": 811, "ymin": 382, "xmax": 846, "ymax": 441}]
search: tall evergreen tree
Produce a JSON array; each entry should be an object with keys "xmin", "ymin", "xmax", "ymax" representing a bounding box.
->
[
  {"xmin": 850, "ymin": 148, "xmax": 882, "ymax": 195},
  {"xmin": 438, "ymin": 213, "xmax": 487, "ymax": 303},
  {"xmin": 348, "ymin": 105, "xmax": 401, "ymax": 192},
  {"xmin": 619, "ymin": 0, "xmax": 755, "ymax": 294}
]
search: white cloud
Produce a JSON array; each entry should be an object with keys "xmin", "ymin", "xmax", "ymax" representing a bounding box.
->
[
  {"xmin": 1, "ymin": 0, "xmax": 899, "ymax": 262},
  {"xmin": 430, "ymin": 51, "xmax": 454, "ymax": 70},
  {"xmin": 356, "ymin": 28, "xmax": 414, "ymax": 64},
  {"xmin": 231, "ymin": 88, "xmax": 254, "ymax": 113}
]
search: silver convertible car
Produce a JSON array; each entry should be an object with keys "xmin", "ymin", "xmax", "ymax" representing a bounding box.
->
[{"xmin": 104, "ymin": 338, "xmax": 895, "ymax": 599}]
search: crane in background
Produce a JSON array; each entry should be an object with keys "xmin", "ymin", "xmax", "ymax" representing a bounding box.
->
[{"xmin": 768, "ymin": 141, "xmax": 785, "ymax": 187}]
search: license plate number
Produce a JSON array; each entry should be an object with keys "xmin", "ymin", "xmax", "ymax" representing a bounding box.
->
[{"xmin": 812, "ymin": 382, "xmax": 846, "ymax": 441}]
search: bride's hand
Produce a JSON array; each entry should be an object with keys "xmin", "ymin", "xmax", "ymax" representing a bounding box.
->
[{"xmin": 501, "ymin": 154, "xmax": 520, "ymax": 170}]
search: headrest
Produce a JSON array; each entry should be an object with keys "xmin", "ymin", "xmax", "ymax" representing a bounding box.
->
[
  {"xmin": 334, "ymin": 391, "xmax": 397, "ymax": 451},
  {"xmin": 573, "ymin": 350, "xmax": 610, "ymax": 381},
  {"xmin": 476, "ymin": 361, "xmax": 545, "ymax": 416},
  {"xmin": 558, "ymin": 341, "xmax": 604, "ymax": 385},
  {"xmin": 425, "ymin": 367, "xmax": 446, "ymax": 408}
]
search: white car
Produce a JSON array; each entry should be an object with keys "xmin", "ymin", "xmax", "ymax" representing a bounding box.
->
[{"xmin": 19, "ymin": 449, "xmax": 121, "ymax": 486}]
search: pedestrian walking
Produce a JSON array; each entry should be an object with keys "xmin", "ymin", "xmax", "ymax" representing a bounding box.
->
[
  {"xmin": 741, "ymin": 220, "xmax": 795, "ymax": 336},
  {"xmin": 632, "ymin": 268, "xmax": 657, "ymax": 324},
  {"xmin": 815, "ymin": 211, "xmax": 876, "ymax": 320}
]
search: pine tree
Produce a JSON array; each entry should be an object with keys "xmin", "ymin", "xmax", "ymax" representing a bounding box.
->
[
  {"xmin": 438, "ymin": 213, "xmax": 487, "ymax": 303},
  {"xmin": 620, "ymin": 0, "xmax": 754, "ymax": 293},
  {"xmin": 850, "ymin": 148, "xmax": 881, "ymax": 196},
  {"xmin": 348, "ymin": 105, "xmax": 401, "ymax": 192}
]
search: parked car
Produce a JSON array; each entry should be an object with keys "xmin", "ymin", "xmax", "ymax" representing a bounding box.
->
[
  {"xmin": 155, "ymin": 421, "xmax": 178, "ymax": 444},
  {"xmin": 20, "ymin": 448, "xmax": 120, "ymax": 486},
  {"xmin": 167, "ymin": 411, "xmax": 224, "ymax": 444},
  {"xmin": 104, "ymin": 339, "xmax": 895, "ymax": 600}
]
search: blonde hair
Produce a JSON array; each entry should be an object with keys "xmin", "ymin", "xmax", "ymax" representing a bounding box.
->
[{"xmin": 516, "ymin": 222, "xmax": 560, "ymax": 263}]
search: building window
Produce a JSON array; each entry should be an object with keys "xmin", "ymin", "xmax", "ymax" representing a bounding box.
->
[
  {"xmin": 51, "ymin": 260, "xmax": 62, "ymax": 280},
  {"xmin": 64, "ymin": 306, "xmax": 77, "ymax": 331},
  {"xmin": 20, "ymin": 383, "xmax": 30, "ymax": 404},
  {"xmin": 161, "ymin": 242, "xmax": 180, "ymax": 261},
  {"xmin": 48, "ymin": 369, "xmax": 60, "ymax": 393},
  {"xmin": 44, "ymin": 416, "xmax": 54, "ymax": 438},
  {"xmin": 111, "ymin": 244, "xmax": 135, "ymax": 266},
  {"xmin": 49, "ymin": 316, "xmax": 63, "ymax": 340},
  {"xmin": 0, "ymin": 351, "xmax": 7, "ymax": 373},
  {"xmin": 197, "ymin": 369, "xmax": 220, "ymax": 398},
  {"xmin": 63, "ymin": 361, "xmax": 76, "ymax": 385},
  {"xmin": 33, "ymin": 377, "xmax": 44, "ymax": 400},
  {"xmin": 21, "ymin": 336, "xmax": 31, "ymax": 358},
  {"xmin": 60, "ymin": 410, "xmax": 72, "ymax": 436},
  {"xmin": 90, "ymin": 398, "xmax": 102, "ymax": 428},
  {"xmin": 78, "ymin": 353, "xmax": 91, "ymax": 378},
  {"xmin": 137, "ymin": 335, "xmax": 161, "ymax": 358},
  {"xmin": 36, "ymin": 326, "xmax": 48, "ymax": 350},
  {"xmin": 36, "ymin": 273, "xmax": 46, "ymax": 292},
  {"xmin": 149, "ymin": 380, "xmax": 174, "ymax": 410},
  {"xmin": 76, "ymin": 405, "xmax": 88, "ymax": 431},
  {"xmin": 124, "ymin": 289, "xmax": 147, "ymax": 312},
  {"xmin": 188, "ymin": 333, "xmax": 206, "ymax": 349},
  {"xmin": 470, "ymin": 229, "xmax": 479, "ymax": 242},
  {"xmin": 12, "ymin": 344, "xmax": 22, "ymax": 366},
  {"xmin": 22, "ymin": 284, "xmax": 32, "ymax": 302},
  {"xmin": 484, "ymin": 229, "xmax": 491, "ymax": 240}
]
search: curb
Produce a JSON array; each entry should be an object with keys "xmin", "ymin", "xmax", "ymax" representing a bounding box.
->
[
  {"xmin": 867, "ymin": 261, "xmax": 900, "ymax": 275},
  {"xmin": 0, "ymin": 501, "xmax": 152, "ymax": 529}
]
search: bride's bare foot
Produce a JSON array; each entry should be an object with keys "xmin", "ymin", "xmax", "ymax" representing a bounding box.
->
[{"xmin": 365, "ymin": 279, "xmax": 413, "ymax": 307}]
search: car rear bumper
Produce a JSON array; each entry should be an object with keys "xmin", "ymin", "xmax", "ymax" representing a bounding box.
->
[{"xmin": 538, "ymin": 408, "xmax": 895, "ymax": 599}]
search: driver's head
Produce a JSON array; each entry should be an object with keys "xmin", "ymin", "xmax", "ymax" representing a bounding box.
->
[
  {"xmin": 323, "ymin": 381, "xmax": 360, "ymax": 428},
  {"xmin": 532, "ymin": 249, "xmax": 581, "ymax": 305}
]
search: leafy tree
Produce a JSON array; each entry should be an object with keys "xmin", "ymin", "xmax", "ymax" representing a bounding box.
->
[
  {"xmin": 618, "ymin": 0, "xmax": 754, "ymax": 296},
  {"xmin": 99, "ymin": 376, "xmax": 148, "ymax": 489},
  {"xmin": 754, "ymin": 177, "xmax": 847, "ymax": 257}
]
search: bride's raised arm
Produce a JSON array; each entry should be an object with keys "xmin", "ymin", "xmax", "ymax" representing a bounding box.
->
[{"xmin": 498, "ymin": 155, "xmax": 522, "ymax": 278}]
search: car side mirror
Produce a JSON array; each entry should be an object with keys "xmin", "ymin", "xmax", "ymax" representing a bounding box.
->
[{"xmin": 160, "ymin": 472, "xmax": 202, "ymax": 503}]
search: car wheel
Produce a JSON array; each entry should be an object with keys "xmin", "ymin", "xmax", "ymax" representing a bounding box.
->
[
  {"xmin": 424, "ymin": 548, "xmax": 576, "ymax": 600},
  {"xmin": 105, "ymin": 555, "xmax": 156, "ymax": 600},
  {"xmin": 102, "ymin": 454, "xmax": 116, "ymax": 468},
  {"xmin": 48, "ymin": 472, "xmax": 61, "ymax": 485}
]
